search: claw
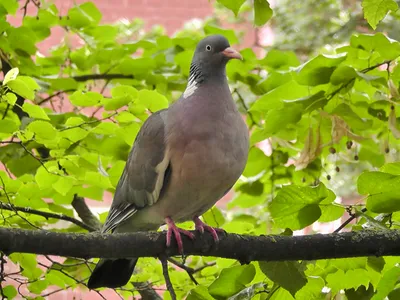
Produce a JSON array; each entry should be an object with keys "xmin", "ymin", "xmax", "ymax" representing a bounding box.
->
[
  {"xmin": 165, "ymin": 217, "xmax": 195, "ymax": 254},
  {"xmin": 193, "ymin": 216, "xmax": 224, "ymax": 242}
]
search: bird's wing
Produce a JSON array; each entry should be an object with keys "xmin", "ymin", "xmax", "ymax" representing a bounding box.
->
[{"xmin": 102, "ymin": 109, "xmax": 170, "ymax": 233}]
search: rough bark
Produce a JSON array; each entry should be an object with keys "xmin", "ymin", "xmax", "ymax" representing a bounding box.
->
[{"xmin": 0, "ymin": 228, "xmax": 399, "ymax": 262}]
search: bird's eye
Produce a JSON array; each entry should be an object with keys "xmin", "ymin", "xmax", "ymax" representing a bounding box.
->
[{"xmin": 206, "ymin": 45, "xmax": 212, "ymax": 51}]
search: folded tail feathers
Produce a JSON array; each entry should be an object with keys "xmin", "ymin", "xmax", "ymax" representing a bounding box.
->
[{"xmin": 87, "ymin": 258, "xmax": 138, "ymax": 289}]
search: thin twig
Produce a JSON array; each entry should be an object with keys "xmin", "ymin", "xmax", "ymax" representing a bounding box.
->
[
  {"xmin": 234, "ymin": 88, "xmax": 258, "ymax": 127},
  {"xmin": 168, "ymin": 258, "xmax": 198, "ymax": 285},
  {"xmin": 0, "ymin": 177, "xmax": 41, "ymax": 229},
  {"xmin": 37, "ymin": 89, "xmax": 75, "ymax": 105},
  {"xmin": 38, "ymin": 262, "xmax": 108, "ymax": 300},
  {"xmin": 59, "ymin": 112, "xmax": 117, "ymax": 131},
  {"xmin": 18, "ymin": 143, "xmax": 51, "ymax": 172},
  {"xmin": 334, "ymin": 207, "xmax": 367, "ymax": 233},
  {"xmin": 0, "ymin": 202, "xmax": 96, "ymax": 232},
  {"xmin": 40, "ymin": 287, "xmax": 67, "ymax": 297},
  {"xmin": 0, "ymin": 253, "xmax": 5, "ymax": 300},
  {"xmin": 327, "ymin": 60, "xmax": 394, "ymax": 102},
  {"xmin": 167, "ymin": 258, "xmax": 216, "ymax": 285},
  {"xmin": 160, "ymin": 257, "xmax": 176, "ymax": 300}
]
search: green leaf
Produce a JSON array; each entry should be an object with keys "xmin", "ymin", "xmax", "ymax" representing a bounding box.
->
[
  {"xmin": 84, "ymin": 171, "xmax": 112, "ymax": 189},
  {"xmin": 319, "ymin": 203, "xmax": 345, "ymax": 222},
  {"xmin": 0, "ymin": 0, "xmax": 18, "ymax": 14},
  {"xmin": 295, "ymin": 54, "xmax": 346, "ymax": 86},
  {"xmin": 53, "ymin": 176, "xmax": 76, "ymax": 196},
  {"xmin": 243, "ymin": 147, "xmax": 271, "ymax": 177},
  {"xmin": 3, "ymin": 67, "xmax": 19, "ymax": 84},
  {"xmin": 188, "ymin": 286, "xmax": 214, "ymax": 300},
  {"xmin": 6, "ymin": 77, "xmax": 39, "ymax": 100},
  {"xmin": 208, "ymin": 264, "xmax": 256, "ymax": 298},
  {"xmin": 7, "ymin": 27, "xmax": 38, "ymax": 55},
  {"xmin": 70, "ymin": 91, "xmax": 103, "ymax": 107},
  {"xmin": 3, "ymin": 93, "xmax": 17, "ymax": 105},
  {"xmin": 202, "ymin": 206, "xmax": 225, "ymax": 228},
  {"xmin": 204, "ymin": 25, "xmax": 239, "ymax": 45},
  {"xmin": 326, "ymin": 269, "xmax": 370, "ymax": 294},
  {"xmin": 35, "ymin": 165, "xmax": 59, "ymax": 189},
  {"xmin": 381, "ymin": 162, "xmax": 400, "ymax": 175},
  {"xmin": 358, "ymin": 171, "xmax": 400, "ymax": 213},
  {"xmin": 92, "ymin": 122, "xmax": 119, "ymax": 135},
  {"xmin": 351, "ymin": 33, "xmax": 400, "ymax": 60},
  {"xmin": 217, "ymin": 0, "xmax": 246, "ymax": 16},
  {"xmin": 174, "ymin": 50, "xmax": 193, "ymax": 77},
  {"xmin": 259, "ymin": 261, "xmax": 307, "ymax": 297},
  {"xmin": 362, "ymin": 0, "xmax": 398, "ymax": 30},
  {"xmin": 295, "ymin": 276, "xmax": 325, "ymax": 300},
  {"xmin": 228, "ymin": 193, "xmax": 265, "ymax": 209},
  {"xmin": 263, "ymin": 103, "xmax": 303, "ymax": 136},
  {"xmin": 0, "ymin": 119, "xmax": 18, "ymax": 133},
  {"xmin": 254, "ymin": 0, "xmax": 273, "ymax": 26},
  {"xmin": 285, "ymin": 91, "xmax": 328, "ymax": 114},
  {"xmin": 269, "ymin": 183, "xmax": 334, "ymax": 230},
  {"xmin": 103, "ymin": 85, "xmax": 137, "ymax": 110},
  {"xmin": 330, "ymin": 257, "xmax": 367, "ymax": 271},
  {"xmin": 118, "ymin": 57, "xmax": 156, "ymax": 75},
  {"xmin": 27, "ymin": 120, "xmax": 57, "ymax": 140},
  {"xmin": 330, "ymin": 65, "xmax": 358, "ymax": 85},
  {"xmin": 66, "ymin": 2, "xmax": 102, "ymax": 28},
  {"xmin": 22, "ymin": 103, "xmax": 50, "ymax": 120},
  {"xmin": 10, "ymin": 253, "xmax": 41, "ymax": 279},
  {"xmin": 2, "ymin": 285, "xmax": 17, "ymax": 299},
  {"xmin": 389, "ymin": 288, "xmax": 400, "ymax": 300},
  {"xmin": 60, "ymin": 127, "xmax": 89, "ymax": 143},
  {"xmin": 28, "ymin": 279, "xmax": 49, "ymax": 294},
  {"xmin": 261, "ymin": 50, "xmax": 300, "ymax": 69},
  {"xmin": 371, "ymin": 266, "xmax": 400, "ymax": 300},
  {"xmin": 137, "ymin": 89, "xmax": 168, "ymax": 112},
  {"xmin": 45, "ymin": 271, "xmax": 66, "ymax": 288},
  {"xmin": 250, "ymin": 80, "xmax": 310, "ymax": 113},
  {"xmin": 228, "ymin": 283, "xmax": 267, "ymax": 300},
  {"xmin": 345, "ymin": 284, "xmax": 375, "ymax": 300}
]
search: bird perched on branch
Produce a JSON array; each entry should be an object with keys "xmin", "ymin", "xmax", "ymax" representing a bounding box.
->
[{"xmin": 87, "ymin": 34, "xmax": 249, "ymax": 289}]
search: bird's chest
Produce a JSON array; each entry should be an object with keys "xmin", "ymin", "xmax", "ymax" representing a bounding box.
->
[{"xmin": 169, "ymin": 112, "xmax": 244, "ymax": 182}]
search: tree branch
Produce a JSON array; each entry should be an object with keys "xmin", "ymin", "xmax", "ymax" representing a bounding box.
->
[
  {"xmin": 0, "ymin": 202, "xmax": 96, "ymax": 232},
  {"xmin": 71, "ymin": 195, "xmax": 102, "ymax": 231},
  {"xmin": 160, "ymin": 257, "xmax": 176, "ymax": 300},
  {"xmin": 1, "ymin": 228, "xmax": 400, "ymax": 262},
  {"xmin": 72, "ymin": 74, "xmax": 135, "ymax": 82},
  {"xmin": 129, "ymin": 282, "xmax": 162, "ymax": 300}
]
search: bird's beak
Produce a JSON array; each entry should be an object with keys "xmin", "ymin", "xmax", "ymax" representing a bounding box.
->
[{"xmin": 222, "ymin": 47, "xmax": 243, "ymax": 60}]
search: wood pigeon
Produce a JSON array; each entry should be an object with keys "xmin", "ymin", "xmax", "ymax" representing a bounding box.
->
[{"xmin": 87, "ymin": 34, "xmax": 249, "ymax": 289}]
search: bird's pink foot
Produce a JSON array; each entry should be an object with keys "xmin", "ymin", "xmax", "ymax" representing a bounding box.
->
[
  {"xmin": 193, "ymin": 216, "xmax": 224, "ymax": 242},
  {"xmin": 165, "ymin": 217, "xmax": 195, "ymax": 254}
]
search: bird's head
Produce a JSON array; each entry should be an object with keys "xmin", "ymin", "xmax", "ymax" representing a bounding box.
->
[
  {"xmin": 194, "ymin": 34, "xmax": 242, "ymax": 64},
  {"xmin": 188, "ymin": 35, "xmax": 242, "ymax": 83}
]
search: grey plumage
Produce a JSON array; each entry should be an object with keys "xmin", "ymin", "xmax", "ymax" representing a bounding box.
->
[{"xmin": 88, "ymin": 34, "xmax": 249, "ymax": 289}]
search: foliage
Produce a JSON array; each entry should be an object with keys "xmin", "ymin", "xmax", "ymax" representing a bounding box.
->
[
  {"xmin": 1, "ymin": 0, "xmax": 400, "ymax": 299},
  {"xmin": 268, "ymin": 0, "xmax": 400, "ymax": 57}
]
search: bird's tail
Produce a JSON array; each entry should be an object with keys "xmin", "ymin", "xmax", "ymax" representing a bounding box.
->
[{"xmin": 87, "ymin": 258, "xmax": 138, "ymax": 289}]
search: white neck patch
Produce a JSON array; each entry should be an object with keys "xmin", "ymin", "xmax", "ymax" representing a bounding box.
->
[{"xmin": 183, "ymin": 78, "xmax": 198, "ymax": 98}]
